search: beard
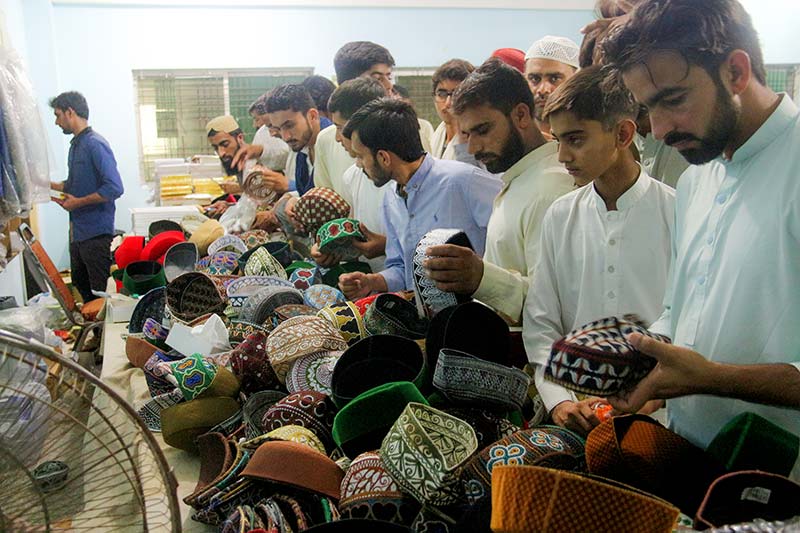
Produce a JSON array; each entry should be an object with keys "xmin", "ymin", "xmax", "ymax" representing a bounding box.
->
[
  {"xmin": 220, "ymin": 140, "xmax": 241, "ymax": 176},
  {"xmin": 60, "ymin": 127, "xmax": 73, "ymax": 135},
  {"xmin": 475, "ymin": 120, "xmax": 526, "ymax": 173},
  {"xmin": 287, "ymin": 117, "xmax": 313, "ymax": 153},
  {"xmin": 664, "ymin": 83, "xmax": 739, "ymax": 165},
  {"xmin": 364, "ymin": 164, "xmax": 392, "ymax": 188},
  {"xmin": 534, "ymin": 98, "xmax": 547, "ymax": 122}
]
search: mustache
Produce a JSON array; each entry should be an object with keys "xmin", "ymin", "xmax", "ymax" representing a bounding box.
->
[
  {"xmin": 664, "ymin": 131, "xmax": 701, "ymax": 147},
  {"xmin": 474, "ymin": 151, "xmax": 496, "ymax": 161}
]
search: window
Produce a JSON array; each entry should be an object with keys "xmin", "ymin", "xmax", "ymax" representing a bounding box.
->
[
  {"xmin": 134, "ymin": 68, "xmax": 313, "ymax": 180},
  {"xmin": 394, "ymin": 68, "xmax": 441, "ymax": 129},
  {"xmin": 766, "ymin": 64, "xmax": 799, "ymax": 101}
]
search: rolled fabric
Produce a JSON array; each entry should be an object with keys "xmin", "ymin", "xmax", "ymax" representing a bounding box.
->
[
  {"xmin": 432, "ymin": 348, "xmax": 530, "ymax": 411},
  {"xmin": 331, "ymin": 335, "xmax": 428, "ymax": 409},
  {"xmin": 333, "ymin": 381, "xmax": 427, "ymax": 460},
  {"xmin": 490, "ymin": 465, "xmax": 680, "ymax": 533},
  {"xmin": 241, "ymin": 440, "xmax": 344, "ymax": 499},
  {"xmin": 267, "ymin": 315, "xmax": 347, "ymax": 384},
  {"xmin": 161, "ymin": 396, "xmax": 241, "ymax": 453},
  {"xmin": 380, "ymin": 402, "xmax": 478, "ymax": 506},
  {"xmin": 338, "ymin": 451, "xmax": 421, "ymax": 525}
]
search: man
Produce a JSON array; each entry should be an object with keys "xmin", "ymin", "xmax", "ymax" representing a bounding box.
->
[
  {"xmin": 302, "ymin": 75, "xmax": 337, "ymax": 122},
  {"xmin": 49, "ymin": 91, "xmax": 124, "ymax": 302},
  {"xmin": 424, "ymin": 59, "xmax": 574, "ymax": 324},
  {"xmin": 334, "ymin": 41, "xmax": 435, "ymax": 153},
  {"xmin": 602, "ymin": 0, "xmax": 800, "ymax": 477},
  {"xmin": 205, "ymin": 115, "xmax": 284, "ymax": 230},
  {"xmin": 338, "ymin": 98, "xmax": 501, "ymax": 299},
  {"xmin": 524, "ymin": 36, "xmax": 580, "ymax": 138},
  {"xmin": 265, "ymin": 84, "xmax": 325, "ymax": 196},
  {"xmin": 429, "ymin": 59, "xmax": 477, "ymax": 162},
  {"xmin": 312, "ymin": 77, "xmax": 388, "ymax": 272},
  {"xmin": 524, "ymin": 65, "xmax": 674, "ymax": 435},
  {"xmin": 244, "ymin": 95, "xmax": 291, "ymax": 174}
]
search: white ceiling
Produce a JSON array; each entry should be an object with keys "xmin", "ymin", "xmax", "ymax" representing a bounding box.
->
[{"xmin": 52, "ymin": 0, "xmax": 597, "ymax": 10}]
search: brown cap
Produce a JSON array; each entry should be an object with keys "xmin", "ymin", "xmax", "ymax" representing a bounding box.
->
[{"xmin": 205, "ymin": 115, "xmax": 240, "ymax": 136}]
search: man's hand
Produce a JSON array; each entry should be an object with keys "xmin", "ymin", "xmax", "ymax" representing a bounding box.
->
[
  {"xmin": 311, "ymin": 242, "xmax": 342, "ymax": 268},
  {"xmin": 551, "ymin": 397, "xmax": 605, "ymax": 436},
  {"xmin": 351, "ymin": 222, "xmax": 386, "ymax": 259},
  {"xmin": 50, "ymin": 181, "xmax": 64, "ymax": 192},
  {"xmin": 255, "ymin": 168, "xmax": 289, "ymax": 195},
  {"xmin": 284, "ymin": 197, "xmax": 303, "ymax": 232},
  {"xmin": 339, "ymin": 272, "xmax": 384, "ymax": 300},
  {"xmin": 55, "ymin": 193, "xmax": 83, "ymax": 212},
  {"xmin": 608, "ymin": 333, "xmax": 715, "ymax": 413},
  {"xmin": 251, "ymin": 210, "xmax": 280, "ymax": 232},
  {"xmin": 423, "ymin": 244, "xmax": 484, "ymax": 295},
  {"xmin": 205, "ymin": 200, "xmax": 231, "ymax": 217},
  {"xmin": 232, "ymin": 143, "xmax": 264, "ymax": 171}
]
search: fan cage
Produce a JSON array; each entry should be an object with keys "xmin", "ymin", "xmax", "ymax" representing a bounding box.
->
[{"xmin": 0, "ymin": 329, "xmax": 182, "ymax": 532}]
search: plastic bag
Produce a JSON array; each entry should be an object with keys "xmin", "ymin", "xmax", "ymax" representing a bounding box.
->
[{"xmin": 219, "ymin": 194, "xmax": 258, "ymax": 233}]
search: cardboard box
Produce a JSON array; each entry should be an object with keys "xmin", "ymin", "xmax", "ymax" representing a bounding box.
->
[{"xmin": 107, "ymin": 296, "xmax": 137, "ymax": 323}]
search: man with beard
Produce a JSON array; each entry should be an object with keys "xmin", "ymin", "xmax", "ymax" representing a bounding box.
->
[
  {"xmin": 603, "ymin": 0, "xmax": 800, "ymax": 478},
  {"xmin": 524, "ymin": 36, "xmax": 580, "ymax": 139},
  {"xmin": 423, "ymin": 59, "xmax": 574, "ymax": 324},
  {"xmin": 49, "ymin": 91, "xmax": 124, "ymax": 303},
  {"xmin": 265, "ymin": 84, "xmax": 325, "ymax": 197},
  {"xmin": 337, "ymin": 97, "xmax": 501, "ymax": 299},
  {"xmin": 205, "ymin": 115, "xmax": 284, "ymax": 230}
]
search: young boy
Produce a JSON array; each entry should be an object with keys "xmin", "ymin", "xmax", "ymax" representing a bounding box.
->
[{"xmin": 522, "ymin": 65, "xmax": 675, "ymax": 435}]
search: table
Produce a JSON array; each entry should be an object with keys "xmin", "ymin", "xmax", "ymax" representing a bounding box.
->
[{"xmin": 100, "ymin": 313, "xmax": 215, "ymax": 532}]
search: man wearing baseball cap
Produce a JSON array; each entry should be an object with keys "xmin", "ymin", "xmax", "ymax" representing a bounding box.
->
[{"xmin": 524, "ymin": 36, "xmax": 580, "ymax": 138}]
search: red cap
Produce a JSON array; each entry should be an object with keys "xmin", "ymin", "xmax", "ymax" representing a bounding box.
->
[
  {"xmin": 114, "ymin": 236, "xmax": 145, "ymax": 269},
  {"xmin": 491, "ymin": 48, "xmax": 526, "ymax": 73},
  {"xmin": 141, "ymin": 231, "xmax": 185, "ymax": 263}
]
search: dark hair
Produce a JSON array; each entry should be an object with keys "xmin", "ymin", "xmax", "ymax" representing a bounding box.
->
[
  {"xmin": 248, "ymin": 94, "xmax": 268, "ymax": 115},
  {"xmin": 334, "ymin": 41, "xmax": 396, "ymax": 83},
  {"xmin": 328, "ymin": 78, "xmax": 386, "ymax": 120},
  {"xmin": 265, "ymin": 84, "xmax": 316, "ymax": 114},
  {"xmin": 602, "ymin": 0, "xmax": 766, "ymax": 85},
  {"xmin": 451, "ymin": 58, "xmax": 534, "ymax": 116},
  {"xmin": 431, "ymin": 59, "xmax": 475, "ymax": 94},
  {"xmin": 49, "ymin": 91, "xmax": 89, "ymax": 119},
  {"xmin": 302, "ymin": 75, "xmax": 337, "ymax": 113},
  {"xmin": 596, "ymin": 0, "xmax": 632, "ymax": 17},
  {"xmin": 342, "ymin": 97, "xmax": 424, "ymax": 162},
  {"xmin": 543, "ymin": 64, "xmax": 638, "ymax": 129}
]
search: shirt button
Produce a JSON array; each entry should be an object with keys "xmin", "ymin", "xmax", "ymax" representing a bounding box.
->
[
  {"xmin": 609, "ymin": 239, "xmax": 616, "ymax": 246},
  {"xmin": 716, "ymin": 193, "xmax": 728, "ymax": 204},
  {"xmin": 698, "ymin": 275, "xmax": 706, "ymax": 285},
  {"xmin": 608, "ymin": 265, "xmax": 615, "ymax": 273},
  {"xmin": 608, "ymin": 291, "xmax": 616, "ymax": 299}
]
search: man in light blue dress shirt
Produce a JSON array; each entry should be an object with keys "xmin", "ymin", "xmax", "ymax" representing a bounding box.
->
[
  {"xmin": 338, "ymin": 97, "xmax": 501, "ymax": 299},
  {"xmin": 603, "ymin": 0, "xmax": 800, "ymax": 479}
]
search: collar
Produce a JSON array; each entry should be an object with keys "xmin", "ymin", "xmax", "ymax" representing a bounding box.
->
[
  {"xmin": 501, "ymin": 141, "xmax": 558, "ymax": 186},
  {"xmin": 402, "ymin": 153, "xmax": 434, "ymax": 192},
  {"xmin": 725, "ymin": 93, "xmax": 798, "ymax": 165},
  {"xmin": 70, "ymin": 126, "xmax": 93, "ymax": 145},
  {"xmin": 591, "ymin": 164, "xmax": 651, "ymax": 212}
]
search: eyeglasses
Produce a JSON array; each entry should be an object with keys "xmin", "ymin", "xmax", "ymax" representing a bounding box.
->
[{"xmin": 434, "ymin": 89, "xmax": 455, "ymax": 102}]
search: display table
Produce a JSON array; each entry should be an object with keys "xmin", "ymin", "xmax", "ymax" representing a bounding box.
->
[{"xmin": 100, "ymin": 313, "xmax": 215, "ymax": 532}]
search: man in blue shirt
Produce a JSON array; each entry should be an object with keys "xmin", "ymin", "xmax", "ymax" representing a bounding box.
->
[
  {"xmin": 339, "ymin": 97, "xmax": 501, "ymax": 299},
  {"xmin": 49, "ymin": 91, "xmax": 124, "ymax": 302}
]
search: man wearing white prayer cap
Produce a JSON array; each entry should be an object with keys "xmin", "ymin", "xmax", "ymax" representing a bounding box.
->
[{"xmin": 524, "ymin": 36, "xmax": 580, "ymax": 137}]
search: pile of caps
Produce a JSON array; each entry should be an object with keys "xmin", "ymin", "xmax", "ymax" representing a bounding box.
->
[{"xmin": 119, "ymin": 209, "xmax": 800, "ymax": 533}]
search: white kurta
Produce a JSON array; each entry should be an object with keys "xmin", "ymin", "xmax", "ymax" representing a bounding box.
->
[
  {"xmin": 523, "ymin": 169, "xmax": 675, "ymax": 411},
  {"xmin": 312, "ymin": 125, "xmax": 355, "ymax": 198},
  {"xmin": 472, "ymin": 142, "xmax": 574, "ymax": 323},
  {"xmin": 648, "ymin": 95, "xmax": 800, "ymax": 480}
]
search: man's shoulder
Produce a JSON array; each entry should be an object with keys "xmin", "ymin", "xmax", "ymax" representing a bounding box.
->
[
  {"xmin": 545, "ymin": 184, "xmax": 591, "ymax": 219},
  {"xmin": 316, "ymin": 124, "xmax": 337, "ymax": 145},
  {"xmin": 431, "ymin": 157, "xmax": 495, "ymax": 181}
]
